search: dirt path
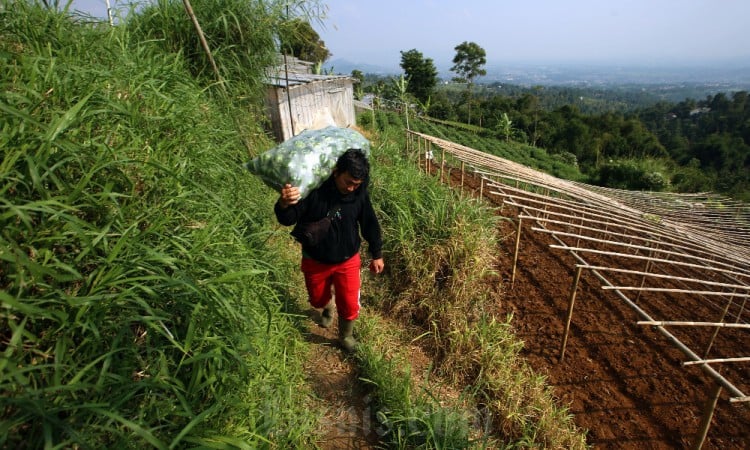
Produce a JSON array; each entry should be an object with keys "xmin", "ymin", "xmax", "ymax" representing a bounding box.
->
[{"xmin": 302, "ymin": 308, "xmax": 380, "ymax": 449}]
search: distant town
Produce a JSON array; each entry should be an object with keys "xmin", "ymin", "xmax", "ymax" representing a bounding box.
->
[{"xmin": 328, "ymin": 58, "xmax": 750, "ymax": 90}]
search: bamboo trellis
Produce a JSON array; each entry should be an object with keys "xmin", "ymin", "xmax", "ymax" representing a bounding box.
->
[{"xmin": 406, "ymin": 129, "xmax": 750, "ymax": 450}]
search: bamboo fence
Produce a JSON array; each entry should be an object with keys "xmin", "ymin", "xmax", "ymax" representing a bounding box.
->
[{"xmin": 406, "ymin": 129, "xmax": 750, "ymax": 449}]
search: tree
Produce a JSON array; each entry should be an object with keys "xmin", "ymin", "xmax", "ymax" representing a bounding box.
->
[
  {"xmin": 278, "ymin": 18, "xmax": 331, "ymax": 64},
  {"xmin": 451, "ymin": 41, "xmax": 486, "ymax": 125},
  {"xmin": 391, "ymin": 74, "xmax": 410, "ymax": 129},
  {"xmin": 399, "ymin": 49, "xmax": 438, "ymax": 104},
  {"xmin": 351, "ymin": 70, "xmax": 365, "ymax": 100},
  {"xmin": 350, "ymin": 69, "xmax": 364, "ymax": 84},
  {"xmin": 496, "ymin": 112, "xmax": 515, "ymax": 142},
  {"xmin": 451, "ymin": 41, "xmax": 487, "ymax": 84}
]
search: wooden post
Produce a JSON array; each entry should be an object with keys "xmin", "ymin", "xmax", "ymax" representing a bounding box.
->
[
  {"xmin": 691, "ymin": 383, "xmax": 722, "ymax": 450},
  {"xmin": 426, "ymin": 142, "xmax": 432, "ymax": 174},
  {"xmin": 736, "ymin": 296, "xmax": 748, "ymax": 323},
  {"xmin": 638, "ymin": 236, "xmax": 660, "ymax": 302},
  {"xmin": 636, "ymin": 252, "xmax": 653, "ymax": 303},
  {"xmin": 182, "ymin": 0, "xmax": 223, "ymax": 89},
  {"xmin": 282, "ymin": 53, "xmax": 295, "ymax": 137},
  {"xmin": 460, "ymin": 161, "xmax": 465, "ymax": 199},
  {"xmin": 704, "ymin": 291, "xmax": 734, "ymax": 358},
  {"xmin": 105, "ymin": 0, "xmax": 114, "ymax": 26},
  {"xmin": 416, "ymin": 136, "xmax": 422, "ymax": 171},
  {"xmin": 511, "ymin": 217, "xmax": 523, "ymax": 286},
  {"xmin": 440, "ymin": 148, "xmax": 446, "ymax": 183},
  {"xmin": 560, "ymin": 266, "xmax": 583, "ymax": 361}
]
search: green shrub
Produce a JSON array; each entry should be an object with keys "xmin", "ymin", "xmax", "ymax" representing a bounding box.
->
[{"xmin": 593, "ymin": 158, "xmax": 671, "ymax": 191}]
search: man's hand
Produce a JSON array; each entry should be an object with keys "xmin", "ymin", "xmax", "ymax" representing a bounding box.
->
[
  {"xmin": 369, "ymin": 258, "xmax": 385, "ymax": 274},
  {"xmin": 279, "ymin": 183, "xmax": 300, "ymax": 208}
]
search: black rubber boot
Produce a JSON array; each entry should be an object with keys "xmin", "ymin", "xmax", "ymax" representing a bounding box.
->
[
  {"xmin": 320, "ymin": 302, "xmax": 334, "ymax": 328},
  {"xmin": 338, "ymin": 318, "xmax": 357, "ymax": 353}
]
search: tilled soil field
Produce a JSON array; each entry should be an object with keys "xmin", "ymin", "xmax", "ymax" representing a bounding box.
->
[{"xmin": 447, "ymin": 166, "xmax": 750, "ymax": 449}]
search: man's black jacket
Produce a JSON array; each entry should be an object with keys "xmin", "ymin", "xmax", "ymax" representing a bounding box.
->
[{"xmin": 274, "ymin": 176, "xmax": 383, "ymax": 264}]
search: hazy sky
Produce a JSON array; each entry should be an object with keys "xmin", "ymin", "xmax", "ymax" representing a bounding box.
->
[
  {"xmin": 318, "ymin": 0, "xmax": 750, "ymax": 69},
  {"xmin": 70, "ymin": 0, "xmax": 750, "ymax": 69}
]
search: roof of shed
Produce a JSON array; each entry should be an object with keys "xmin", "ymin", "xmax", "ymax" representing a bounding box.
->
[{"xmin": 264, "ymin": 71, "xmax": 354, "ymax": 88}]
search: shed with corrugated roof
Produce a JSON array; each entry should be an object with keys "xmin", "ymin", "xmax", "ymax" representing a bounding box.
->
[{"xmin": 264, "ymin": 58, "xmax": 356, "ymax": 142}]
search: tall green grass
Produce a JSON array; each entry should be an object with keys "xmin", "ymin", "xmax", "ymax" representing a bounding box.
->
[
  {"xmin": 1, "ymin": 2, "xmax": 317, "ymax": 447},
  {"xmin": 356, "ymin": 316, "xmax": 484, "ymax": 449},
  {"xmin": 361, "ymin": 116, "xmax": 589, "ymax": 448}
]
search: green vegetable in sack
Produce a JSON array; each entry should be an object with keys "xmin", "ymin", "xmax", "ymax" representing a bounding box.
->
[{"xmin": 245, "ymin": 126, "xmax": 370, "ymax": 198}]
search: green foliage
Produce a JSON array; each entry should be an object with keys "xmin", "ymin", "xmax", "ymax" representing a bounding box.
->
[
  {"xmin": 357, "ymin": 117, "xmax": 588, "ymax": 448},
  {"xmin": 450, "ymin": 41, "xmax": 487, "ymax": 85},
  {"xmin": 1, "ymin": 2, "xmax": 316, "ymax": 447},
  {"xmin": 495, "ymin": 112, "xmax": 514, "ymax": 142},
  {"xmin": 356, "ymin": 318, "xmax": 475, "ymax": 449},
  {"xmin": 126, "ymin": 0, "xmax": 284, "ymax": 103},
  {"xmin": 400, "ymin": 48, "xmax": 439, "ymax": 104},
  {"xmin": 450, "ymin": 41, "xmax": 487, "ymax": 126},
  {"xmin": 405, "ymin": 114, "xmax": 585, "ymax": 182},
  {"xmin": 422, "ymin": 80, "xmax": 749, "ymax": 198},
  {"xmin": 593, "ymin": 158, "xmax": 671, "ymax": 191},
  {"xmin": 670, "ymin": 159, "xmax": 715, "ymax": 193},
  {"xmin": 279, "ymin": 17, "xmax": 330, "ymax": 64}
]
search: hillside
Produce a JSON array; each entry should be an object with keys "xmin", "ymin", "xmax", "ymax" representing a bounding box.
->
[
  {"xmin": 5, "ymin": 3, "xmax": 747, "ymax": 449},
  {"xmin": 1, "ymin": 3, "xmax": 586, "ymax": 448}
]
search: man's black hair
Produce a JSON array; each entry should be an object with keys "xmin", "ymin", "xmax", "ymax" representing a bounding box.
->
[{"xmin": 335, "ymin": 148, "xmax": 370, "ymax": 181}]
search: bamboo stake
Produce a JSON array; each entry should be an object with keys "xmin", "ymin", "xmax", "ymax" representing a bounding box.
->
[
  {"xmin": 736, "ymin": 296, "xmax": 748, "ymax": 323},
  {"xmin": 636, "ymin": 247, "xmax": 654, "ymax": 303},
  {"xmin": 105, "ymin": 0, "xmax": 113, "ymax": 26},
  {"xmin": 602, "ymin": 286, "xmax": 750, "ymax": 297},
  {"xmin": 560, "ymin": 266, "xmax": 583, "ymax": 361},
  {"xmin": 691, "ymin": 384, "xmax": 721, "ymax": 450},
  {"xmin": 552, "ymin": 245, "xmax": 749, "ymax": 282},
  {"xmin": 577, "ymin": 212, "xmax": 584, "ymax": 249},
  {"xmin": 418, "ymin": 135, "xmax": 423, "ymax": 170},
  {"xmin": 440, "ymin": 147, "xmax": 446, "ymax": 183},
  {"xmin": 574, "ymin": 265, "xmax": 749, "ymax": 292},
  {"xmin": 638, "ymin": 321, "xmax": 750, "ymax": 328},
  {"xmin": 460, "ymin": 161, "xmax": 465, "ymax": 200},
  {"xmin": 511, "ymin": 217, "xmax": 523, "ymax": 286},
  {"xmin": 427, "ymin": 142, "xmax": 432, "ymax": 174},
  {"xmin": 282, "ymin": 53, "xmax": 295, "ymax": 137},
  {"xmin": 704, "ymin": 288, "xmax": 735, "ymax": 358},
  {"xmin": 182, "ymin": 0, "xmax": 223, "ymax": 89},
  {"xmin": 683, "ymin": 357, "xmax": 750, "ymax": 366}
]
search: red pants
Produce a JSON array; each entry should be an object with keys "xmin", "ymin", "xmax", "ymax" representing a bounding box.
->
[{"xmin": 301, "ymin": 253, "xmax": 361, "ymax": 320}]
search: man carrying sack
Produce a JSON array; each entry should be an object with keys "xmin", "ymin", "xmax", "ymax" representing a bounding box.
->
[{"xmin": 275, "ymin": 148, "xmax": 384, "ymax": 352}]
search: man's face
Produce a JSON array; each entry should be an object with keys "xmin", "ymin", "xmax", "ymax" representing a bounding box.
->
[{"xmin": 334, "ymin": 170, "xmax": 363, "ymax": 195}]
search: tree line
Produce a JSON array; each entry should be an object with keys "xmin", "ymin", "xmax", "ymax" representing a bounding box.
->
[
  {"xmin": 280, "ymin": 23, "xmax": 749, "ymax": 200},
  {"xmin": 353, "ymin": 46, "xmax": 750, "ymax": 200}
]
